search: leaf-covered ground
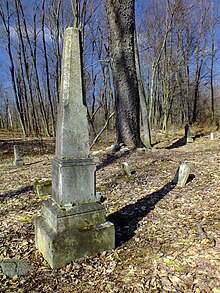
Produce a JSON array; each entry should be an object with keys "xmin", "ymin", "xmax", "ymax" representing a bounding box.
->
[{"xmin": 0, "ymin": 129, "xmax": 220, "ymax": 292}]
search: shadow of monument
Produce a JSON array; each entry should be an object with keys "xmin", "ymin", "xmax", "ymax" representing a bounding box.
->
[
  {"xmin": 0, "ymin": 185, "xmax": 33, "ymax": 201},
  {"xmin": 166, "ymin": 137, "xmax": 186, "ymax": 149},
  {"xmin": 107, "ymin": 181, "xmax": 176, "ymax": 247},
  {"xmin": 187, "ymin": 174, "xmax": 195, "ymax": 184},
  {"xmin": 96, "ymin": 152, "xmax": 130, "ymax": 171}
]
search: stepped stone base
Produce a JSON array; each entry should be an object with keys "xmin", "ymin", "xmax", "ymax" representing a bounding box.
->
[{"xmin": 35, "ymin": 199, "xmax": 115, "ymax": 269}]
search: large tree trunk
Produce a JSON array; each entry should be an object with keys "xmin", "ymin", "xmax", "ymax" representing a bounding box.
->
[{"xmin": 106, "ymin": 0, "xmax": 143, "ymax": 148}]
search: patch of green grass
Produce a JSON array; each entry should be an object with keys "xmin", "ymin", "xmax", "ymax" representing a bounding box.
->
[
  {"xmin": 17, "ymin": 217, "xmax": 32, "ymax": 223},
  {"xmin": 37, "ymin": 195, "xmax": 51, "ymax": 200},
  {"xmin": 96, "ymin": 185, "xmax": 108, "ymax": 192},
  {"xmin": 119, "ymin": 175, "xmax": 136, "ymax": 183},
  {"xmin": 165, "ymin": 260, "xmax": 186, "ymax": 272}
]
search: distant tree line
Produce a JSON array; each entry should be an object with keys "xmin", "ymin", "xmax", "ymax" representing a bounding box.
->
[{"xmin": 0, "ymin": 0, "xmax": 219, "ymax": 143}]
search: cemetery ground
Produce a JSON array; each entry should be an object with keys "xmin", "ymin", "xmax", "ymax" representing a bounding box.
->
[{"xmin": 0, "ymin": 127, "xmax": 220, "ymax": 293}]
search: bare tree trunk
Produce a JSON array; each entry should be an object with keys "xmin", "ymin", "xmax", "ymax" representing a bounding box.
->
[
  {"xmin": 210, "ymin": 1, "xmax": 215, "ymax": 121},
  {"xmin": 134, "ymin": 31, "xmax": 151, "ymax": 147},
  {"xmin": 17, "ymin": 0, "xmax": 51, "ymax": 136},
  {"xmin": 106, "ymin": 0, "xmax": 143, "ymax": 147},
  {"xmin": 0, "ymin": 1, "xmax": 26, "ymax": 136},
  {"xmin": 50, "ymin": 0, "xmax": 62, "ymax": 103},
  {"xmin": 192, "ymin": 2, "xmax": 208, "ymax": 123},
  {"xmin": 15, "ymin": 0, "xmax": 39, "ymax": 135},
  {"xmin": 42, "ymin": 0, "xmax": 56, "ymax": 135}
]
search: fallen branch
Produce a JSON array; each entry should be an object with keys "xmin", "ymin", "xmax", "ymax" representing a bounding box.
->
[{"xmin": 90, "ymin": 111, "xmax": 115, "ymax": 149}]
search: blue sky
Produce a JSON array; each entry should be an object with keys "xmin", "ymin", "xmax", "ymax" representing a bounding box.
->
[{"xmin": 0, "ymin": 0, "xmax": 220, "ymax": 90}]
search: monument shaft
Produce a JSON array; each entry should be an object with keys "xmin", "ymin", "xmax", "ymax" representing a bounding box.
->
[
  {"xmin": 56, "ymin": 27, "xmax": 89, "ymax": 160},
  {"xmin": 35, "ymin": 27, "xmax": 115, "ymax": 268}
]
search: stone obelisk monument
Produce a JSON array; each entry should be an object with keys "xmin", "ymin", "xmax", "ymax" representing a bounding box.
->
[{"xmin": 35, "ymin": 27, "xmax": 115, "ymax": 269}]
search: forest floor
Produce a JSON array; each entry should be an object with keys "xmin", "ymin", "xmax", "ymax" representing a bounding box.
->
[{"xmin": 0, "ymin": 127, "xmax": 220, "ymax": 292}]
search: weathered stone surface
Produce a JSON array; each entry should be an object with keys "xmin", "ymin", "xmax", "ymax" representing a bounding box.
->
[
  {"xmin": 1, "ymin": 258, "xmax": 32, "ymax": 277},
  {"xmin": 13, "ymin": 145, "xmax": 24, "ymax": 166},
  {"xmin": 55, "ymin": 27, "xmax": 89, "ymax": 160},
  {"xmin": 52, "ymin": 158, "xmax": 96, "ymax": 205},
  {"xmin": 173, "ymin": 164, "xmax": 190, "ymax": 187},
  {"xmin": 35, "ymin": 27, "xmax": 115, "ymax": 269},
  {"xmin": 34, "ymin": 178, "xmax": 52, "ymax": 196},
  {"xmin": 41, "ymin": 199, "xmax": 106, "ymax": 232},
  {"xmin": 35, "ymin": 215, "xmax": 115, "ymax": 269},
  {"xmin": 185, "ymin": 124, "xmax": 193, "ymax": 143},
  {"xmin": 136, "ymin": 147, "xmax": 148, "ymax": 153},
  {"xmin": 122, "ymin": 162, "xmax": 131, "ymax": 176}
]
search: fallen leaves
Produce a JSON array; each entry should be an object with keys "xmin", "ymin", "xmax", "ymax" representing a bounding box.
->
[{"xmin": 1, "ymin": 133, "xmax": 220, "ymax": 291}]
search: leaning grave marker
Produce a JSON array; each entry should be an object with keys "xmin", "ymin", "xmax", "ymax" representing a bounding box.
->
[
  {"xmin": 35, "ymin": 27, "xmax": 115, "ymax": 269},
  {"xmin": 173, "ymin": 163, "xmax": 190, "ymax": 187}
]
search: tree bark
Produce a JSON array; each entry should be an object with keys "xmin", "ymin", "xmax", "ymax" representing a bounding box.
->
[{"xmin": 106, "ymin": 0, "xmax": 143, "ymax": 147}]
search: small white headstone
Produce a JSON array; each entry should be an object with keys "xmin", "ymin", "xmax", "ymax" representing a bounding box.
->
[{"xmin": 122, "ymin": 162, "xmax": 131, "ymax": 176}]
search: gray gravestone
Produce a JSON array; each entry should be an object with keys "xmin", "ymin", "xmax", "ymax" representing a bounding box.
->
[
  {"xmin": 173, "ymin": 164, "xmax": 190, "ymax": 187},
  {"xmin": 13, "ymin": 145, "xmax": 23, "ymax": 166},
  {"xmin": 1, "ymin": 258, "xmax": 32, "ymax": 277},
  {"xmin": 185, "ymin": 124, "xmax": 193, "ymax": 143},
  {"xmin": 35, "ymin": 27, "xmax": 115, "ymax": 269}
]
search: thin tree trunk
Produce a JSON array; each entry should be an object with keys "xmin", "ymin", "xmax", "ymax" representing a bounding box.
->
[
  {"xmin": 14, "ymin": 0, "xmax": 39, "ymax": 135},
  {"xmin": 0, "ymin": 1, "xmax": 26, "ymax": 136},
  {"xmin": 17, "ymin": 0, "xmax": 51, "ymax": 136},
  {"xmin": 42, "ymin": 0, "xmax": 56, "ymax": 135},
  {"xmin": 134, "ymin": 31, "xmax": 151, "ymax": 147}
]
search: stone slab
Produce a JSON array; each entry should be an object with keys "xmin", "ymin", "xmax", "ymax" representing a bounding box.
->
[
  {"xmin": 185, "ymin": 124, "xmax": 193, "ymax": 143},
  {"xmin": 34, "ymin": 178, "xmax": 52, "ymax": 196},
  {"xmin": 1, "ymin": 258, "xmax": 32, "ymax": 277},
  {"xmin": 41, "ymin": 198, "xmax": 106, "ymax": 232},
  {"xmin": 52, "ymin": 157, "xmax": 96, "ymax": 205},
  {"xmin": 173, "ymin": 163, "xmax": 190, "ymax": 187},
  {"xmin": 35, "ymin": 215, "xmax": 115, "ymax": 269},
  {"xmin": 13, "ymin": 145, "xmax": 24, "ymax": 166}
]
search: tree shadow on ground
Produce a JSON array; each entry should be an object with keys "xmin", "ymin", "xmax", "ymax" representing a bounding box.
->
[
  {"xmin": 151, "ymin": 141, "xmax": 161, "ymax": 147},
  {"xmin": 0, "ymin": 139, "xmax": 55, "ymax": 160},
  {"xmin": 96, "ymin": 152, "xmax": 130, "ymax": 171},
  {"xmin": 193, "ymin": 133, "xmax": 204, "ymax": 140},
  {"xmin": 107, "ymin": 181, "xmax": 176, "ymax": 247},
  {"xmin": 166, "ymin": 137, "xmax": 186, "ymax": 149}
]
